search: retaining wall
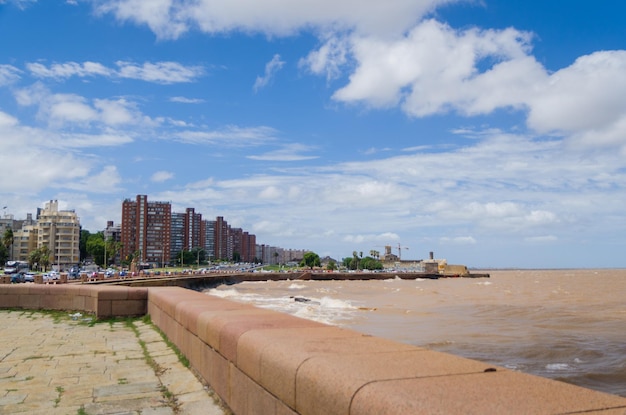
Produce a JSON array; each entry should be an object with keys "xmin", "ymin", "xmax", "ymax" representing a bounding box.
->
[
  {"xmin": 0, "ymin": 284, "xmax": 147, "ymax": 318},
  {"xmin": 1, "ymin": 284, "xmax": 625, "ymax": 414},
  {"xmin": 146, "ymin": 287, "xmax": 626, "ymax": 415}
]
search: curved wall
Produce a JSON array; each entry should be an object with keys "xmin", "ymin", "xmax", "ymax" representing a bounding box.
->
[{"xmin": 1, "ymin": 284, "xmax": 625, "ymax": 414}]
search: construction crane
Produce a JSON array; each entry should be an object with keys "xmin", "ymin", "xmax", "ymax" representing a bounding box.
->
[
  {"xmin": 397, "ymin": 243, "xmax": 409, "ymax": 260},
  {"xmin": 375, "ymin": 244, "xmax": 409, "ymax": 261}
]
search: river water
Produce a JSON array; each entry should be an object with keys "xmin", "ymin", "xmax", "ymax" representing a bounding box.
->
[{"xmin": 205, "ymin": 269, "xmax": 626, "ymax": 397}]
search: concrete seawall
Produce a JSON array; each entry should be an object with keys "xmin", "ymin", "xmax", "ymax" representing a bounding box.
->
[{"xmin": 1, "ymin": 284, "xmax": 625, "ymax": 414}]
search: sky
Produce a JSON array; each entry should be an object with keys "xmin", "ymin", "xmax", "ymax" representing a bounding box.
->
[{"xmin": 1, "ymin": 0, "xmax": 625, "ymax": 268}]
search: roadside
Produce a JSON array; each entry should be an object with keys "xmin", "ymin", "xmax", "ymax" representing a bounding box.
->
[{"xmin": 0, "ymin": 310, "xmax": 230, "ymax": 415}]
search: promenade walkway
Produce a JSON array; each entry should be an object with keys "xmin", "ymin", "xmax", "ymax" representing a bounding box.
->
[{"xmin": 0, "ymin": 310, "xmax": 229, "ymax": 415}]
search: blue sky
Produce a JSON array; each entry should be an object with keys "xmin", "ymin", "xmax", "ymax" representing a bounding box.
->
[{"xmin": 1, "ymin": 0, "xmax": 625, "ymax": 268}]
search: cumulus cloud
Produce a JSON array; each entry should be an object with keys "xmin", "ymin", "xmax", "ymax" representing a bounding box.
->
[
  {"xmin": 170, "ymin": 96, "xmax": 205, "ymax": 104},
  {"xmin": 247, "ymin": 143, "xmax": 318, "ymax": 161},
  {"xmin": 14, "ymin": 83, "xmax": 157, "ymax": 128},
  {"xmin": 151, "ymin": 170, "xmax": 174, "ymax": 182},
  {"xmin": 527, "ymin": 51, "xmax": 626, "ymax": 151},
  {"xmin": 95, "ymin": 0, "xmax": 452, "ymax": 39},
  {"xmin": 115, "ymin": 61, "xmax": 204, "ymax": 83},
  {"xmin": 329, "ymin": 20, "xmax": 539, "ymax": 114},
  {"xmin": 253, "ymin": 54, "xmax": 285, "ymax": 92},
  {"xmin": 175, "ymin": 125, "xmax": 278, "ymax": 146},
  {"xmin": 0, "ymin": 64, "xmax": 21, "ymax": 86},
  {"xmin": 27, "ymin": 61, "xmax": 113, "ymax": 79},
  {"xmin": 25, "ymin": 60, "xmax": 203, "ymax": 83},
  {"xmin": 91, "ymin": 0, "xmax": 626, "ymax": 155},
  {"xmin": 439, "ymin": 236, "xmax": 477, "ymax": 245}
]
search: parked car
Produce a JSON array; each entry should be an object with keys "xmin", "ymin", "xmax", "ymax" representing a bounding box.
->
[
  {"xmin": 10, "ymin": 273, "xmax": 24, "ymax": 283},
  {"xmin": 23, "ymin": 273, "xmax": 35, "ymax": 282}
]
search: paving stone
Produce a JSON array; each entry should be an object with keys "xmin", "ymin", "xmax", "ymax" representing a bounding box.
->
[{"xmin": 0, "ymin": 310, "xmax": 227, "ymax": 415}]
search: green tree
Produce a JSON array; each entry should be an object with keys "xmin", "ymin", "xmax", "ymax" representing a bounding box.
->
[
  {"xmin": 104, "ymin": 237, "xmax": 123, "ymax": 267},
  {"xmin": 3, "ymin": 228, "xmax": 13, "ymax": 261},
  {"xmin": 326, "ymin": 260, "xmax": 337, "ymax": 271},
  {"xmin": 86, "ymin": 233, "xmax": 105, "ymax": 266},
  {"xmin": 0, "ymin": 243, "xmax": 8, "ymax": 265},
  {"xmin": 342, "ymin": 257, "xmax": 352, "ymax": 269},
  {"xmin": 40, "ymin": 245, "xmax": 51, "ymax": 271},
  {"xmin": 300, "ymin": 251, "xmax": 321, "ymax": 269},
  {"xmin": 360, "ymin": 256, "xmax": 383, "ymax": 271},
  {"xmin": 29, "ymin": 245, "xmax": 52, "ymax": 272},
  {"xmin": 352, "ymin": 251, "xmax": 361, "ymax": 270},
  {"xmin": 79, "ymin": 229, "xmax": 91, "ymax": 261}
]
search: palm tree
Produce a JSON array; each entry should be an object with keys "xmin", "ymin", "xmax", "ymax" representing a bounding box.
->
[
  {"xmin": 39, "ymin": 245, "xmax": 51, "ymax": 272},
  {"xmin": 3, "ymin": 228, "xmax": 13, "ymax": 261}
]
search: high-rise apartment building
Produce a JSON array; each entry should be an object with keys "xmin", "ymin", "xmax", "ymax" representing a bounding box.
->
[
  {"xmin": 170, "ymin": 212, "xmax": 185, "ymax": 263},
  {"xmin": 214, "ymin": 216, "xmax": 230, "ymax": 260},
  {"xmin": 170, "ymin": 208, "xmax": 204, "ymax": 264},
  {"xmin": 241, "ymin": 231, "xmax": 257, "ymax": 263},
  {"xmin": 36, "ymin": 200, "xmax": 80, "ymax": 270},
  {"xmin": 184, "ymin": 208, "xmax": 204, "ymax": 251},
  {"xmin": 121, "ymin": 195, "xmax": 171, "ymax": 266},
  {"xmin": 204, "ymin": 219, "xmax": 215, "ymax": 262},
  {"xmin": 11, "ymin": 214, "xmax": 37, "ymax": 263},
  {"xmin": 120, "ymin": 195, "xmax": 262, "ymax": 266}
]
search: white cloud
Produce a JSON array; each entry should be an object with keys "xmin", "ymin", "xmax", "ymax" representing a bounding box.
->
[
  {"xmin": 116, "ymin": 61, "xmax": 204, "ymax": 83},
  {"xmin": 27, "ymin": 61, "xmax": 113, "ymax": 79},
  {"xmin": 170, "ymin": 96, "xmax": 205, "ymax": 104},
  {"xmin": 0, "ymin": 64, "xmax": 21, "ymax": 86},
  {"xmin": 439, "ymin": 236, "xmax": 477, "ymax": 245},
  {"xmin": 64, "ymin": 166, "xmax": 123, "ymax": 193},
  {"xmin": 527, "ymin": 51, "xmax": 626, "ymax": 152},
  {"xmin": 300, "ymin": 36, "xmax": 350, "ymax": 80},
  {"xmin": 253, "ymin": 54, "xmax": 285, "ymax": 92},
  {"xmin": 14, "ymin": 83, "xmax": 156, "ymax": 128},
  {"xmin": 151, "ymin": 170, "xmax": 174, "ymax": 182},
  {"xmin": 96, "ymin": 0, "xmax": 453, "ymax": 39},
  {"xmin": 247, "ymin": 143, "xmax": 318, "ymax": 161},
  {"xmin": 25, "ymin": 60, "xmax": 203, "ymax": 84},
  {"xmin": 330, "ymin": 20, "xmax": 539, "ymax": 113},
  {"xmin": 524, "ymin": 235, "xmax": 558, "ymax": 243},
  {"xmin": 175, "ymin": 125, "xmax": 277, "ymax": 146}
]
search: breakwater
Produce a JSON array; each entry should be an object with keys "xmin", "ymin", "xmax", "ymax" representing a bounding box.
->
[{"xmin": 1, "ymin": 282, "xmax": 625, "ymax": 414}]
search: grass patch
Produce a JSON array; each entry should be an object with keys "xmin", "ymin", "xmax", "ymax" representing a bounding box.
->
[
  {"xmin": 77, "ymin": 405, "xmax": 87, "ymax": 415},
  {"xmin": 54, "ymin": 386, "xmax": 64, "ymax": 407},
  {"xmin": 142, "ymin": 315, "xmax": 189, "ymax": 368},
  {"xmin": 23, "ymin": 355, "xmax": 46, "ymax": 361}
]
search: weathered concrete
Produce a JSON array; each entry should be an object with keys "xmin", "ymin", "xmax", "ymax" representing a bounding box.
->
[{"xmin": 0, "ymin": 310, "xmax": 227, "ymax": 415}]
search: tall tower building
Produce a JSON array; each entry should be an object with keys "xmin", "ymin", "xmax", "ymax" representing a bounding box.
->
[
  {"xmin": 214, "ymin": 216, "xmax": 229, "ymax": 260},
  {"xmin": 36, "ymin": 200, "xmax": 81, "ymax": 270},
  {"xmin": 204, "ymin": 219, "xmax": 216, "ymax": 262},
  {"xmin": 183, "ymin": 208, "xmax": 204, "ymax": 251},
  {"xmin": 121, "ymin": 195, "xmax": 171, "ymax": 267},
  {"xmin": 170, "ymin": 212, "xmax": 185, "ymax": 263}
]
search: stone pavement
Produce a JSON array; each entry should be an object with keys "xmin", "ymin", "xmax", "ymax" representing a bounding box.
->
[{"xmin": 0, "ymin": 310, "xmax": 230, "ymax": 415}]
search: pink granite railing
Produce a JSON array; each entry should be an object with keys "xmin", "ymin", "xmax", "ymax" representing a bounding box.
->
[
  {"xmin": 0, "ymin": 284, "xmax": 147, "ymax": 318},
  {"xmin": 1, "ymin": 284, "xmax": 625, "ymax": 414},
  {"xmin": 146, "ymin": 287, "xmax": 626, "ymax": 415}
]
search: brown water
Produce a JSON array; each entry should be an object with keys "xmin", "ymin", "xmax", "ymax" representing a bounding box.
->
[{"xmin": 206, "ymin": 269, "xmax": 626, "ymax": 397}]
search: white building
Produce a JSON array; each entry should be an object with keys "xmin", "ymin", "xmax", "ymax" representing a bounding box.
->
[{"xmin": 36, "ymin": 200, "xmax": 81, "ymax": 270}]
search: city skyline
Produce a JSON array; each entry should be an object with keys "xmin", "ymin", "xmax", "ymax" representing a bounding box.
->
[{"xmin": 1, "ymin": 1, "xmax": 625, "ymax": 268}]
